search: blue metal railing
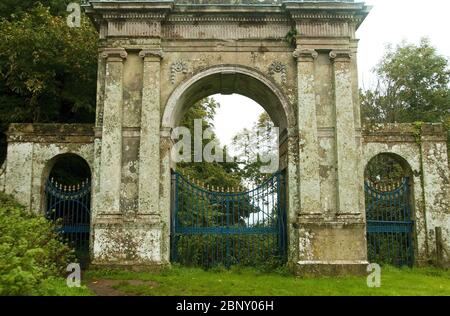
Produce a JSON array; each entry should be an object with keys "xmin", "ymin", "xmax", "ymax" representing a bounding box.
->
[{"xmin": 45, "ymin": 178, "xmax": 91, "ymax": 262}]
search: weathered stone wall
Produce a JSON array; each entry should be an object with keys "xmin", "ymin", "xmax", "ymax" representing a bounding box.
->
[
  {"xmin": 2, "ymin": 124, "xmax": 95, "ymax": 213},
  {"xmin": 362, "ymin": 123, "xmax": 450, "ymax": 264},
  {"xmin": 11, "ymin": 2, "xmax": 449, "ymax": 274}
]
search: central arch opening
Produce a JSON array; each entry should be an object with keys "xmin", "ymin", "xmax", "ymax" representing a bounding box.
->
[{"xmin": 164, "ymin": 66, "xmax": 292, "ymax": 268}]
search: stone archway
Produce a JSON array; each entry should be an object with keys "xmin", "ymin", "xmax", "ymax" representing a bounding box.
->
[
  {"xmin": 159, "ymin": 65, "xmax": 298, "ymax": 265},
  {"xmin": 364, "ymin": 152, "xmax": 416, "ymax": 266},
  {"xmin": 86, "ymin": 0, "xmax": 373, "ymax": 274},
  {"xmin": 43, "ymin": 153, "xmax": 93, "ymax": 266},
  {"xmin": 162, "ymin": 65, "xmax": 295, "ymax": 131}
]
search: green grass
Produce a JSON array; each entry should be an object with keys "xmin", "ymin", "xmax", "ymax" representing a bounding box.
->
[
  {"xmin": 85, "ymin": 265, "xmax": 450, "ymax": 296},
  {"xmin": 39, "ymin": 277, "xmax": 94, "ymax": 296}
]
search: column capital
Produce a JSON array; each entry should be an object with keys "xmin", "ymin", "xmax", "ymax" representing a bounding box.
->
[
  {"xmin": 101, "ymin": 48, "xmax": 128, "ymax": 61},
  {"xmin": 139, "ymin": 49, "xmax": 164, "ymax": 61},
  {"xmin": 293, "ymin": 48, "xmax": 318, "ymax": 61},
  {"xmin": 329, "ymin": 50, "xmax": 353, "ymax": 62}
]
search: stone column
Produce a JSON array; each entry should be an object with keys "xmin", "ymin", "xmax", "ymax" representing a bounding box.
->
[
  {"xmin": 98, "ymin": 48, "xmax": 127, "ymax": 215},
  {"xmin": 329, "ymin": 50, "xmax": 360, "ymax": 218},
  {"xmin": 138, "ymin": 49, "xmax": 164, "ymax": 216},
  {"xmin": 293, "ymin": 48, "xmax": 322, "ymax": 219}
]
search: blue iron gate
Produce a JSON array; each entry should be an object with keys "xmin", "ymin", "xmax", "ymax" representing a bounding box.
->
[
  {"xmin": 45, "ymin": 178, "xmax": 91, "ymax": 263},
  {"xmin": 171, "ymin": 170, "xmax": 287, "ymax": 268},
  {"xmin": 365, "ymin": 177, "xmax": 414, "ymax": 266}
]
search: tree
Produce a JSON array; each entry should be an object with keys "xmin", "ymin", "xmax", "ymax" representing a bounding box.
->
[
  {"xmin": 177, "ymin": 97, "xmax": 243, "ymax": 189},
  {"xmin": 361, "ymin": 38, "xmax": 450, "ymax": 162},
  {"xmin": 0, "ymin": 0, "xmax": 72, "ymax": 19},
  {"xmin": 0, "ymin": 3, "xmax": 98, "ymax": 164},
  {"xmin": 0, "ymin": 5, "xmax": 97, "ymax": 123},
  {"xmin": 230, "ymin": 111, "xmax": 278, "ymax": 184},
  {"xmin": 361, "ymin": 38, "xmax": 450, "ymax": 124}
]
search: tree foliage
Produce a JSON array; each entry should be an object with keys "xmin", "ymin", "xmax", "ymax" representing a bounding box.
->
[
  {"xmin": 361, "ymin": 38, "xmax": 450, "ymax": 162},
  {"xmin": 230, "ymin": 111, "xmax": 277, "ymax": 184},
  {"xmin": 0, "ymin": 2, "xmax": 98, "ymax": 164},
  {"xmin": 361, "ymin": 38, "xmax": 450, "ymax": 124},
  {"xmin": 0, "ymin": 0, "xmax": 72, "ymax": 19},
  {"xmin": 0, "ymin": 4, "xmax": 97, "ymax": 124},
  {"xmin": 177, "ymin": 98, "xmax": 242, "ymax": 189}
]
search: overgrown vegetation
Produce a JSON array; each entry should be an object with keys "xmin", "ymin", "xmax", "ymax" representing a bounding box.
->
[{"xmin": 0, "ymin": 191, "xmax": 90, "ymax": 295}]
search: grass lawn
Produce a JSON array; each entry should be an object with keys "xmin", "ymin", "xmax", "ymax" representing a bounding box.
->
[
  {"xmin": 39, "ymin": 277, "xmax": 94, "ymax": 296},
  {"xmin": 83, "ymin": 265, "xmax": 450, "ymax": 296}
]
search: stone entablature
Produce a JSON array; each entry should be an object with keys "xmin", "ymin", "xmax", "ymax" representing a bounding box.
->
[
  {"xmin": 84, "ymin": 1, "xmax": 370, "ymax": 41},
  {"xmin": 6, "ymin": 123, "xmax": 95, "ymax": 144}
]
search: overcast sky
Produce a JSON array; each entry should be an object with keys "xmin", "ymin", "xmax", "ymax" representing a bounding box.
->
[{"xmin": 213, "ymin": 0, "xmax": 450, "ymax": 147}]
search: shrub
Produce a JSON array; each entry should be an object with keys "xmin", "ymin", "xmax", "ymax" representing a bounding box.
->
[{"xmin": 0, "ymin": 192, "xmax": 75, "ymax": 295}]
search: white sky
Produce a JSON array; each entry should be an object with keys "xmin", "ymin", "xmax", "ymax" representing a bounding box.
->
[{"xmin": 212, "ymin": 0, "xmax": 450, "ymax": 147}]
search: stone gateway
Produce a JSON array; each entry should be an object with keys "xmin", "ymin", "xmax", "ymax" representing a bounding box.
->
[{"xmin": 0, "ymin": 1, "xmax": 449, "ymax": 275}]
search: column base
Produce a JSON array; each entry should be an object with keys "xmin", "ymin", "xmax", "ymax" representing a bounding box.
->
[
  {"xmin": 296, "ymin": 221, "xmax": 368, "ymax": 276},
  {"xmin": 294, "ymin": 260, "xmax": 369, "ymax": 276},
  {"xmin": 91, "ymin": 215, "xmax": 167, "ymax": 266}
]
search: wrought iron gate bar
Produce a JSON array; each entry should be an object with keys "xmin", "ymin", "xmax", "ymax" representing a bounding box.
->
[
  {"xmin": 365, "ymin": 177, "xmax": 414, "ymax": 267},
  {"xmin": 45, "ymin": 178, "xmax": 91, "ymax": 264},
  {"xmin": 171, "ymin": 170, "xmax": 287, "ymax": 268}
]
